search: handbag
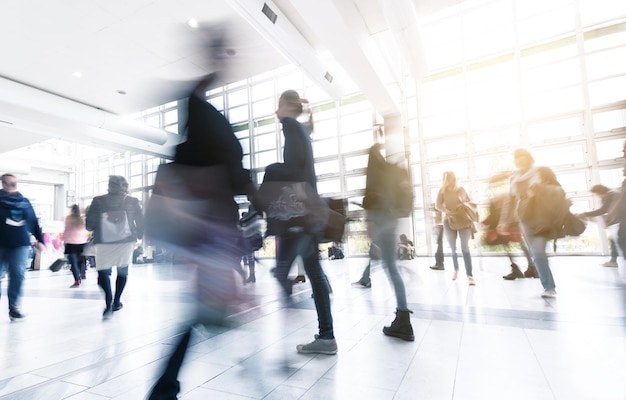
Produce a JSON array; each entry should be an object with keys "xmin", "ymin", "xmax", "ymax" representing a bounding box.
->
[
  {"xmin": 100, "ymin": 208, "xmax": 132, "ymax": 243},
  {"xmin": 144, "ymin": 163, "xmax": 235, "ymax": 247},
  {"xmin": 256, "ymin": 181, "xmax": 329, "ymax": 237}
]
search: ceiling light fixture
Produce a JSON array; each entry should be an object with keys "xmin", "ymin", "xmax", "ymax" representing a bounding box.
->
[
  {"xmin": 72, "ymin": 71, "xmax": 82, "ymax": 78},
  {"xmin": 187, "ymin": 18, "xmax": 199, "ymax": 29},
  {"xmin": 117, "ymin": 90, "xmax": 127, "ymax": 95}
]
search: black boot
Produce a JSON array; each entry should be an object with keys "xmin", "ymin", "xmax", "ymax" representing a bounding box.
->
[
  {"xmin": 113, "ymin": 275, "xmax": 127, "ymax": 310},
  {"xmin": 503, "ymin": 263, "xmax": 524, "ymax": 280},
  {"xmin": 383, "ymin": 309, "xmax": 414, "ymax": 341}
]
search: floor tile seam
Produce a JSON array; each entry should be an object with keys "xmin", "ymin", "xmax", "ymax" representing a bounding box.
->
[{"xmin": 522, "ymin": 328, "xmax": 559, "ymax": 400}]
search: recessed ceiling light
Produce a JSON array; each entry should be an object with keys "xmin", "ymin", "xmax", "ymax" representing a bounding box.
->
[
  {"xmin": 72, "ymin": 71, "xmax": 83, "ymax": 78},
  {"xmin": 117, "ymin": 90, "xmax": 127, "ymax": 95},
  {"xmin": 187, "ymin": 18, "xmax": 199, "ymax": 29}
]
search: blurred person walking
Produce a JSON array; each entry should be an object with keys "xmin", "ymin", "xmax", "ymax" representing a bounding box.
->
[
  {"xmin": 578, "ymin": 184, "xmax": 620, "ymax": 267},
  {"xmin": 86, "ymin": 175, "xmax": 143, "ymax": 319},
  {"xmin": 63, "ymin": 204, "xmax": 90, "ymax": 288},
  {"xmin": 436, "ymin": 171, "xmax": 476, "ymax": 285},
  {"xmin": 499, "ymin": 149, "xmax": 562, "ymax": 298},
  {"xmin": 363, "ymin": 143, "xmax": 415, "ymax": 341},
  {"xmin": 263, "ymin": 89, "xmax": 337, "ymax": 355},
  {"xmin": 146, "ymin": 70, "xmax": 256, "ymax": 399},
  {"xmin": 429, "ymin": 206, "xmax": 445, "ymax": 270},
  {"xmin": 0, "ymin": 173, "xmax": 45, "ymax": 321}
]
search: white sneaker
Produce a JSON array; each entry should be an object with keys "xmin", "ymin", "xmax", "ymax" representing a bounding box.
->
[
  {"xmin": 602, "ymin": 261, "xmax": 618, "ymax": 267},
  {"xmin": 541, "ymin": 289, "xmax": 557, "ymax": 299},
  {"xmin": 296, "ymin": 337, "xmax": 338, "ymax": 355}
]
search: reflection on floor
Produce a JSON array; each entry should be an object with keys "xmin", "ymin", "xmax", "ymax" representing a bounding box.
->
[{"xmin": 1, "ymin": 255, "xmax": 625, "ymax": 400}]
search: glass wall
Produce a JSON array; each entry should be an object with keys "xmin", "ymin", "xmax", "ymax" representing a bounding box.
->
[{"xmin": 413, "ymin": 1, "xmax": 626, "ymax": 256}]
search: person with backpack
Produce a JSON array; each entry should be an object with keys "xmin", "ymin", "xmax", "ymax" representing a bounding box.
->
[
  {"xmin": 85, "ymin": 175, "xmax": 143, "ymax": 319},
  {"xmin": 0, "ymin": 173, "xmax": 45, "ymax": 321},
  {"xmin": 363, "ymin": 143, "xmax": 415, "ymax": 341},
  {"xmin": 436, "ymin": 171, "xmax": 476, "ymax": 285},
  {"xmin": 499, "ymin": 149, "xmax": 560, "ymax": 298}
]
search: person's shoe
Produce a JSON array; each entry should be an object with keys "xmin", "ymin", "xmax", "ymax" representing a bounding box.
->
[
  {"xmin": 430, "ymin": 265, "xmax": 445, "ymax": 270},
  {"xmin": 503, "ymin": 263, "xmax": 524, "ymax": 280},
  {"xmin": 112, "ymin": 302, "xmax": 123, "ymax": 311},
  {"xmin": 102, "ymin": 306, "xmax": 113, "ymax": 320},
  {"xmin": 9, "ymin": 308, "xmax": 26, "ymax": 321},
  {"xmin": 524, "ymin": 265, "xmax": 538, "ymax": 278},
  {"xmin": 246, "ymin": 275, "xmax": 256, "ymax": 283},
  {"xmin": 452, "ymin": 271, "xmax": 458, "ymax": 280},
  {"xmin": 70, "ymin": 280, "xmax": 81, "ymax": 288},
  {"xmin": 352, "ymin": 279, "xmax": 371, "ymax": 288},
  {"xmin": 80, "ymin": 273, "xmax": 86, "ymax": 280},
  {"xmin": 602, "ymin": 261, "xmax": 618, "ymax": 267},
  {"xmin": 541, "ymin": 289, "xmax": 557, "ymax": 299},
  {"xmin": 383, "ymin": 309, "xmax": 415, "ymax": 341},
  {"xmin": 296, "ymin": 337, "xmax": 338, "ymax": 355},
  {"xmin": 294, "ymin": 275, "xmax": 306, "ymax": 283},
  {"xmin": 468, "ymin": 276, "xmax": 476, "ymax": 286}
]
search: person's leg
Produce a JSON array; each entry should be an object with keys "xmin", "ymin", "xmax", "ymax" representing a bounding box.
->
[
  {"xmin": 443, "ymin": 220, "xmax": 460, "ymax": 271},
  {"xmin": 458, "ymin": 227, "xmax": 473, "ymax": 277},
  {"xmin": 435, "ymin": 225, "xmax": 444, "ymax": 266},
  {"xmin": 67, "ymin": 252, "xmax": 81, "ymax": 285},
  {"xmin": 618, "ymin": 223, "xmax": 626, "ymax": 260},
  {"xmin": 97, "ymin": 268, "xmax": 113, "ymax": 317},
  {"xmin": 518, "ymin": 237, "xmax": 538, "ymax": 277},
  {"xmin": 79, "ymin": 256, "xmax": 87, "ymax": 279},
  {"xmin": 7, "ymin": 247, "xmax": 29, "ymax": 317},
  {"xmin": 274, "ymin": 236, "xmax": 299, "ymax": 296},
  {"xmin": 113, "ymin": 266, "xmax": 128, "ymax": 310},
  {"xmin": 300, "ymin": 235, "xmax": 334, "ymax": 339},
  {"xmin": 356, "ymin": 261, "xmax": 372, "ymax": 286},
  {"xmin": 608, "ymin": 234, "xmax": 619, "ymax": 262},
  {"xmin": 524, "ymin": 232, "xmax": 555, "ymax": 291},
  {"xmin": 247, "ymin": 253, "xmax": 256, "ymax": 282},
  {"xmin": 148, "ymin": 327, "xmax": 192, "ymax": 400},
  {"xmin": 376, "ymin": 218, "xmax": 408, "ymax": 310}
]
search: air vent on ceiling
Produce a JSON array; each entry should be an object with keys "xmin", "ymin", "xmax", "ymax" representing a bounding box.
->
[
  {"xmin": 324, "ymin": 72, "xmax": 333, "ymax": 83},
  {"xmin": 0, "ymin": 119, "xmax": 13, "ymax": 125},
  {"xmin": 262, "ymin": 3, "xmax": 278, "ymax": 24}
]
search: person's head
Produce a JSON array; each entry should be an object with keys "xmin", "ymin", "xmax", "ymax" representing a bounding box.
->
[
  {"xmin": 108, "ymin": 175, "xmax": 129, "ymax": 195},
  {"xmin": 276, "ymin": 90, "xmax": 314, "ymax": 130},
  {"xmin": 400, "ymin": 233, "xmax": 408, "ymax": 241},
  {"xmin": 590, "ymin": 184, "xmax": 610, "ymax": 196},
  {"xmin": 1, "ymin": 173, "xmax": 18, "ymax": 193},
  {"xmin": 442, "ymin": 171, "xmax": 457, "ymax": 190},
  {"xmin": 513, "ymin": 148, "xmax": 534, "ymax": 171},
  {"xmin": 69, "ymin": 204, "xmax": 81, "ymax": 217}
]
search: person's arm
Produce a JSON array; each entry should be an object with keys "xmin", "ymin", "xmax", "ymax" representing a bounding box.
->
[
  {"xmin": 581, "ymin": 194, "xmax": 614, "ymax": 218},
  {"xmin": 85, "ymin": 199, "xmax": 99, "ymax": 232},
  {"xmin": 281, "ymin": 118, "xmax": 308, "ymax": 171},
  {"xmin": 131, "ymin": 198, "xmax": 144, "ymax": 239}
]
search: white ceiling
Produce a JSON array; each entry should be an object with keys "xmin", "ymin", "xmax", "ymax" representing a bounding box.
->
[{"xmin": 0, "ymin": 0, "xmax": 446, "ymax": 159}]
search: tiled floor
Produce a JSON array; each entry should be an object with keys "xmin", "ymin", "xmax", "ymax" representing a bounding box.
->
[{"xmin": 1, "ymin": 255, "xmax": 625, "ymax": 400}]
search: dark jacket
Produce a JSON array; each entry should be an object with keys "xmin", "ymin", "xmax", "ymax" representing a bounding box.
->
[
  {"xmin": 86, "ymin": 193, "xmax": 143, "ymax": 245},
  {"xmin": 175, "ymin": 93, "xmax": 252, "ymax": 195},
  {"xmin": 264, "ymin": 117, "xmax": 317, "ymax": 190},
  {"xmin": 0, "ymin": 190, "xmax": 44, "ymax": 248}
]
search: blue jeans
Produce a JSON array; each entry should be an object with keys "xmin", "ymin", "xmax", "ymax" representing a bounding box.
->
[
  {"xmin": 521, "ymin": 225, "xmax": 556, "ymax": 290},
  {"xmin": 369, "ymin": 211, "xmax": 408, "ymax": 310},
  {"xmin": 275, "ymin": 234, "xmax": 334, "ymax": 339},
  {"xmin": 443, "ymin": 220, "xmax": 473, "ymax": 276},
  {"xmin": 0, "ymin": 246, "xmax": 29, "ymax": 310}
]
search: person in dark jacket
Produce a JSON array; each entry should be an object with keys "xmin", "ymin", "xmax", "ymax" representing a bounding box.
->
[
  {"xmin": 578, "ymin": 184, "xmax": 620, "ymax": 267},
  {"xmin": 147, "ymin": 72, "xmax": 256, "ymax": 400},
  {"xmin": 86, "ymin": 175, "xmax": 143, "ymax": 319},
  {"xmin": 267, "ymin": 89, "xmax": 337, "ymax": 355},
  {"xmin": 363, "ymin": 143, "xmax": 414, "ymax": 341},
  {"xmin": 0, "ymin": 173, "xmax": 45, "ymax": 321}
]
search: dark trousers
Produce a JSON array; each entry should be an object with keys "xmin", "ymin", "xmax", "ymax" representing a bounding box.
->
[
  {"xmin": 274, "ymin": 234, "xmax": 334, "ymax": 339},
  {"xmin": 434, "ymin": 225, "xmax": 444, "ymax": 266}
]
